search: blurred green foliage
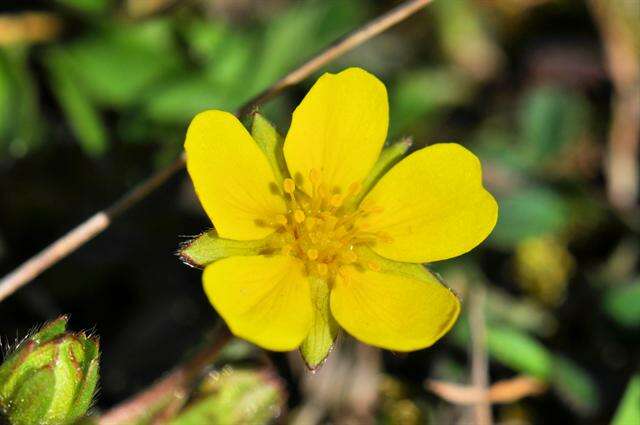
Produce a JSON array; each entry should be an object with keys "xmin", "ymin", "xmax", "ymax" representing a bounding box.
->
[
  {"xmin": 604, "ymin": 281, "xmax": 640, "ymax": 328},
  {"xmin": 612, "ymin": 375, "xmax": 640, "ymax": 425}
]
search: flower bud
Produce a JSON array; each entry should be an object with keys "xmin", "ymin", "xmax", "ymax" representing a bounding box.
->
[{"xmin": 0, "ymin": 315, "xmax": 100, "ymax": 425}]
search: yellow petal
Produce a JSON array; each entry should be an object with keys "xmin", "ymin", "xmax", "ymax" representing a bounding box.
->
[
  {"xmin": 283, "ymin": 67, "xmax": 388, "ymax": 194},
  {"xmin": 362, "ymin": 143, "xmax": 498, "ymax": 263},
  {"xmin": 330, "ymin": 262, "xmax": 460, "ymax": 351},
  {"xmin": 203, "ymin": 255, "xmax": 312, "ymax": 351},
  {"xmin": 185, "ymin": 110, "xmax": 286, "ymax": 240}
]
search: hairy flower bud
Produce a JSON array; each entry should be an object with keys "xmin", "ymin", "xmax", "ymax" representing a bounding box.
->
[{"xmin": 0, "ymin": 315, "xmax": 100, "ymax": 425}]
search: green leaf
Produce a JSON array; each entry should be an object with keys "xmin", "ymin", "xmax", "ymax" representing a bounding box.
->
[
  {"xmin": 0, "ymin": 48, "xmax": 42, "ymax": 157},
  {"xmin": 434, "ymin": 0, "xmax": 502, "ymax": 79},
  {"xmin": 451, "ymin": 319, "xmax": 597, "ymax": 414},
  {"xmin": 249, "ymin": 0, "xmax": 362, "ymax": 95},
  {"xmin": 612, "ymin": 375, "xmax": 640, "ymax": 425},
  {"xmin": 0, "ymin": 52, "xmax": 13, "ymax": 140},
  {"xmin": 144, "ymin": 74, "xmax": 229, "ymax": 123},
  {"xmin": 389, "ymin": 68, "xmax": 472, "ymax": 137},
  {"xmin": 550, "ymin": 355, "xmax": 599, "ymax": 416},
  {"xmin": 251, "ymin": 113, "xmax": 286, "ymax": 184},
  {"xmin": 180, "ymin": 20, "xmax": 229, "ymax": 64},
  {"xmin": 44, "ymin": 48, "xmax": 108, "ymax": 157},
  {"xmin": 603, "ymin": 281, "xmax": 640, "ymax": 327},
  {"xmin": 65, "ymin": 20, "xmax": 181, "ymax": 107},
  {"xmin": 489, "ymin": 186, "xmax": 568, "ymax": 248},
  {"xmin": 178, "ymin": 230, "xmax": 269, "ymax": 268},
  {"xmin": 55, "ymin": 0, "xmax": 110, "ymax": 14},
  {"xmin": 300, "ymin": 277, "xmax": 339, "ymax": 370},
  {"xmin": 486, "ymin": 325, "xmax": 553, "ymax": 379},
  {"xmin": 203, "ymin": 32, "xmax": 254, "ymax": 94},
  {"xmin": 519, "ymin": 87, "xmax": 588, "ymax": 164}
]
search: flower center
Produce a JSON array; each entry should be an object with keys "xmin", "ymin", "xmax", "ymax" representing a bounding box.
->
[{"xmin": 265, "ymin": 170, "xmax": 390, "ymax": 278}]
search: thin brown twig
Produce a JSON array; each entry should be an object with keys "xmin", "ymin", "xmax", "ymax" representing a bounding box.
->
[
  {"xmin": 469, "ymin": 286, "xmax": 492, "ymax": 425},
  {"xmin": 0, "ymin": 0, "xmax": 434, "ymax": 303},
  {"xmin": 98, "ymin": 325, "xmax": 232, "ymax": 425},
  {"xmin": 425, "ymin": 375, "xmax": 547, "ymax": 405}
]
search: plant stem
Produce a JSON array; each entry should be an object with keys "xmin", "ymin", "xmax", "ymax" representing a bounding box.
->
[{"xmin": 469, "ymin": 286, "xmax": 492, "ymax": 425}]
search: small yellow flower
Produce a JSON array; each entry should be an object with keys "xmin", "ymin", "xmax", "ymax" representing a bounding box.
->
[{"xmin": 183, "ymin": 68, "xmax": 498, "ymax": 366}]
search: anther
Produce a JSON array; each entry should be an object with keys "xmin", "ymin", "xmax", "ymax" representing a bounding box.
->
[
  {"xmin": 275, "ymin": 215, "xmax": 288, "ymax": 226},
  {"xmin": 348, "ymin": 181, "xmax": 362, "ymax": 196},
  {"xmin": 283, "ymin": 178, "xmax": 296, "ymax": 194},
  {"xmin": 307, "ymin": 248, "xmax": 319, "ymax": 261},
  {"xmin": 329, "ymin": 194, "xmax": 343, "ymax": 208},
  {"xmin": 309, "ymin": 169, "xmax": 321, "ymax": 186},
  {"xmin": 367, "ymin": 261, "xmax": 381, "ymax": 272},
  {"xmin": 342, "ymin": 251, "xmax": 358, "ymax": 264},
  {"xmin": 294, "ymin": 209, "xmax": 306, "ymax": 223}
]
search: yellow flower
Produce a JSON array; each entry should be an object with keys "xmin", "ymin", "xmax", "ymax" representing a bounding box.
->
[{"xmin": 183, "ymin": 68, "xmax": 497, "ymax": 367}]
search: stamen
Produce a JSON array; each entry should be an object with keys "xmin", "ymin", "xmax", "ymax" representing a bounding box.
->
[
  {"xmin": 268, "ymin": 171, "xmax": 389, "ymax": 278},
  {"xmin": 309, "ymin": 168, "xmax": 321, "ymax": 186},
  {"xmin": 367, "ymin": 261, "xmax": 381, "ymax": 272},
  {"xmin": 347, "ymin": 181, "xmax": 362, "ymax": 196},
  {"xmin": 307, "ymin": 248, "xmax": 319, "ymax": 261},
  {"xmin": 275, "ymin": 214, "xmax": 288, "ymax": 226},
  {"xmin": 342, "ymin": 251, "xmax": 358, "ymax": 264},
  {"xmin": 294, "ymin": 209, "xmax": 306, "ymax": 223},
  {"xmin": 283, "ymin": 178, "xmax": 296, "ymax": 194},
  {"xmin": 329, "ymin": 194, "xmax": 343, "ymax": 208}
]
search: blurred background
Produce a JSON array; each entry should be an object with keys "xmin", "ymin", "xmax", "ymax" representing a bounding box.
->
[{"xmin": 1, "ymin": 0, "xmax": 639, "ymax": 423}]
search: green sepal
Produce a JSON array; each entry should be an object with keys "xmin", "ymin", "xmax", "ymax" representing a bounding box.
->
[
  {"xmin": 300, "ymin": 277, "xmax": 340, "ymax": 370},
  {"xmin": 352, "ymin": 137, "xmax": 412, "ymax": 206},
  {"xmin": 178, "ymin": 230, "xmax": 270, "ymax": 269},
  {"xmin": 32, "ymin": 314, "xmax": 69, "ymax": 344},
  {"xmin": 251, "ymin": 112, "xmax": 287, "ymax": 184},
  {"xmin": 355, "ymin": 245, "xmax": 458, "ymax": 290},
  {"xmin": 6, "ymin": 368, "xmax": 55, "ymax": 425},
  {"xmin": 0, "ymin": 342, "xmax": 58, "ymax": 402},
  {"xmin": 47, "ymin": 338, "xmax": 82, "ymax": 422},
  {"xmin": 68, "ymin": 336, "xmax": 100, "ymax": 421}
]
